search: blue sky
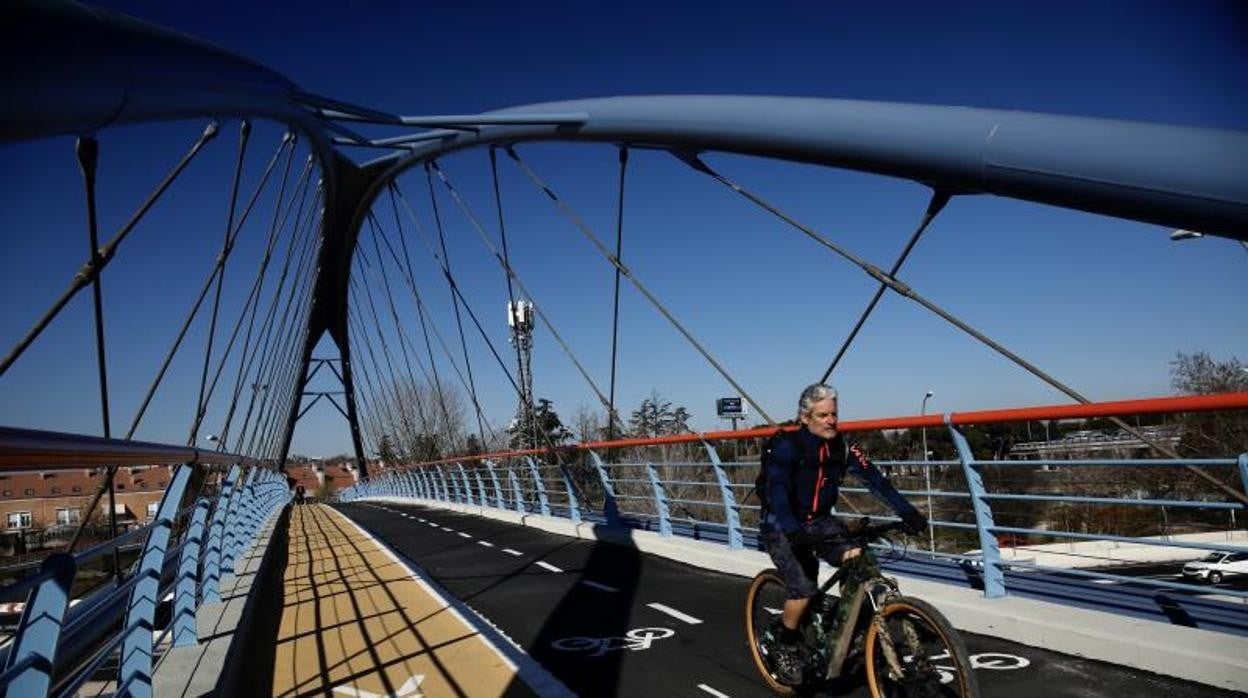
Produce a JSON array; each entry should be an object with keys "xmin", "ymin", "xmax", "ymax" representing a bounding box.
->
[{"xmin": 2, "ymin": 1, "xmax": 1246, "ymax": 457}]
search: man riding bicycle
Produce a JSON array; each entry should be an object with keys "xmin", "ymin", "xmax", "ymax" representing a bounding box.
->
[{"xmin": 760, "ymin": 383, "xmax": 927, "ymax": 685}]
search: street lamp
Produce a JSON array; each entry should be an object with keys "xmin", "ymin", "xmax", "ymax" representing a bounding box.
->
[
  {"xmin": 1170, "ymin": 229, "xmax": 1248, "ymax": 255},
  {"xmin": 920, "ymin": 390, "xmax": 935, "ymax": 553}
]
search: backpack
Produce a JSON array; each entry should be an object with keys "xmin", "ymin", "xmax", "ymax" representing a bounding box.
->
[{"xmin": 754, "ymin": 430, "xmax": 806, "ymax": 512}]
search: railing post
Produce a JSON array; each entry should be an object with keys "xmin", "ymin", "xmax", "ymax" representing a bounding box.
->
[
  {"xmin": 587, "ymin": 450, "xmax": 622, "ymax": 527},
  {"xmin": 1237, "ymin": 453, "xmax": 1248, "ymax": 496},
  {"xmin": 456, "ymin": 463, "xmax": 475, "ymax": 506},
  {"xmin": 474, "ymin": 471, "xmax": 490, "ymax": 509},
  {"xmin": 646, "ymin": 462, "xmax": 672, "ymax": 537},
  {"xmin": 2, "ymin": 552, "xmax": 75, "ymax": 697},
  {"xmin": 509, "ymin": 465, "xmax": 526, "ymax": 514},
  {"xmin": 559, "ymin": 464, "xmax": 582, "ymax": 524},
  {"xmin": 119, "ymin": 463, "xmax": 193, "ymax": 697},
  {"xmin": 222, "ymin": 468, "xmax": 258, "ymax": 575},
  {"xmin": 485, "ymin": 460, "xmax": 505, "ymax": 508},
  {"xmin": 173, "ymin": 497, "xmax": 211, "ymax": 647},
  {"xmin": 703, "ymin": 441, "xmax": 742, "ymax": 549},
  {"xmin": 525, "ymin": 456, "xmax": 552, "ymax": 517},
  {"xmin": 202, "ymin": 464, "xmax": 240, "ymax": 604},
  {"xmin": 948, "ymin": 421, "xmax": 1005, "ymax": 598}
]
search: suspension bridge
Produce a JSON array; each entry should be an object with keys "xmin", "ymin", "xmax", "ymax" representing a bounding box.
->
[{"xmin": 2, "ymin": 2, "xmax": 1248, "ymax": 696}]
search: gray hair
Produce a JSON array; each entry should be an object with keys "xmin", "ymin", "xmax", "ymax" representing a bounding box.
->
[{"xmin": 798, "ymin": 383, "xmax": 838, "ymax": 418}]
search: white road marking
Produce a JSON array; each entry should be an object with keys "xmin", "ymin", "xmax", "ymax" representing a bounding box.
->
[
  {"xmin": 698, "ymin": 684, "xmax": 731, "ymax": 698},
  {"xmin": 457, "ymin": 532, "xmax": 472, "ymax": 539},
  {"xmin": 646, "ymin": 602, "xmax": 703, "ymax": 625},
  {"xmin": 503, "ymin": 548, "xmax": 523, "ymax": 556},
  {"xmin": 763, "ymin": 606, "xmax": 782, "ymax": 615},
  {"xmin": 535, "ymin": 561, "xmax": 563, "ymax": 573},
  {"xmin": 332, "ymin": 673, "xmax": 425, "ymax": 697},
  {"xmin": 580, "ymin": 580, "xmax": 618, "ymax": 593},
  {"xmin": 478, "ymin": 541, "xmax": 495, "ymax": 548}
]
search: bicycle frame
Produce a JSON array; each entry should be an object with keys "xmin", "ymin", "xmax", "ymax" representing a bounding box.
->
[{"xmin": 817, "ymin": 546, "xmax": 904, "ymax": 681}]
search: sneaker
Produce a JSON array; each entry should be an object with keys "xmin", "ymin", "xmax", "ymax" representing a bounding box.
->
[{"xmin": 770, "ymin": 639, "xmax": 805, "ymax": 686}]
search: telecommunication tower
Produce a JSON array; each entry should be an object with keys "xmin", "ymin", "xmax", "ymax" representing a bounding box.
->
[{"xmin": 507, "ymin": 300, "xmax": 536, "ymax": 420}]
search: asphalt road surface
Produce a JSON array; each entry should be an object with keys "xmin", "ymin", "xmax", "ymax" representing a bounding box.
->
[{"xmin": 337, "ymin": 502, "xmax": 1240, "ymax": 698}]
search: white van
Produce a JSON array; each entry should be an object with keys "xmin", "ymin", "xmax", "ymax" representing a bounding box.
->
[{"xmin": 1181, "ymin": 550, "xmax": 1248, "ymax": 584}]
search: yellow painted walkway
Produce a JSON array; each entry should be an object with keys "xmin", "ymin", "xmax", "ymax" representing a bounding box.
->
[{"xmin": 273, "ymin": 504, "xmax": 537, "ymax": 697}]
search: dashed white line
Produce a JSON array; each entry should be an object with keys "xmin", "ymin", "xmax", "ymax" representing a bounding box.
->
[
  {"xmin": 579, "ymin": 580, "xmax": 618, "ymax": 593},
  {"xmin": 457, "ymin": 532, "xmax": 472, "ymax": 539},
  {"xmin": 698, "ymin": 684, "xmax": 730, "ymax": 698},
  {"xmin": 477, "ymin": 541, "xmax": 495, "ymax": 548},
  {"xmin": 503, "ymin": 548, "xmax": 523, "ymax": 556},
  {"xmin": 535, "ymin": 561, "xmax": 564, "ymax": 573},
  {"xmin": 647, "ymin": 602, "xmax": 703, "ymax": 625}
]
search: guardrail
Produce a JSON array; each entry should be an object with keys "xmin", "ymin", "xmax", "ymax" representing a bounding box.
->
[
  {"xmin": 343, "ymin": 392, "xmax": 1248, "ymax": 635},
  {"xmin": 0, "ymin": 427, "xmax": 289, "ymax": 698}
]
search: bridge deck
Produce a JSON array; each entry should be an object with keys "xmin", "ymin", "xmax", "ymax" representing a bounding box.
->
[{"xmin": 270, "ymin": 504, "xmax": 535, "ymax": 697}]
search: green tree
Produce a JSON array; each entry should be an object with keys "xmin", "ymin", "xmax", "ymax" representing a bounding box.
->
[
  {"xmin": 1170, "ymin": 351, "xmax": 1248, "ymax": 457},
  {"xmin": 507, "ymin": 398, "xmax": 572, "ymax": 451}
]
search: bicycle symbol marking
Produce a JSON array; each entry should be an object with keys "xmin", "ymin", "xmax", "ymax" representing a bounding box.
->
[
  {"xmin": 551, "ymin": 627, "xmax": 676, "ymax": 657},
  {"xmin": 903, "ymin": 651, "xmax": 1030, "ymax": 684}
]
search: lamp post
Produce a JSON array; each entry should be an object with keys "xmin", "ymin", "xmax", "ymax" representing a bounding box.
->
[
  {"xmin": 921, "ymin": 390, "xmax": 935, "ymax": 552},
  {"xmin": 1170, "ymin": 229, "xmax": 1248, "ymax": 255}
]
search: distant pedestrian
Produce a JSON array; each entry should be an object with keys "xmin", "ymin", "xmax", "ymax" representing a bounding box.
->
[{"xmin": 295, "ymin": 484, "xmax": 305, "ymax": 505}]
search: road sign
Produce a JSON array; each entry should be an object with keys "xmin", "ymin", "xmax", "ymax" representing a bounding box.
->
[{"xmin": 716, "ymin": 397, "xmax": 746, "ymax": 418}]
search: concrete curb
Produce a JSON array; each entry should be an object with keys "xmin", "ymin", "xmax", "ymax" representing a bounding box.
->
[{"xmin": 366, "ymin": 496, "xmax": 1248, "ymax": 692}]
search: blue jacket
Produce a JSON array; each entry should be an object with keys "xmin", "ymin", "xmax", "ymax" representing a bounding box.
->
[{"xmin": 763, "ymin": 427, "xmax": 917, "ymax": 533}]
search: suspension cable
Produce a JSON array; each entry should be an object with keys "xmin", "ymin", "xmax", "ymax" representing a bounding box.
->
[
  {"xmin": 679, "ymin": 153, "xmax": 1247, "ymax": 504},
  {"xmin": 505, "ymin": 146, "xmax": 774, "ymax": 425},
  {"xmin": 820, "ymin": 189, "xmax": 950, "ymax": 382},
  {"xmin": 489, "ymin": 148, "xmax": 538, "ymax": 449},
  {"xmin": 209, "ymin": 142, "xmax": 310, "ymax": 447},
  {"xmin": 386, "ymin": 183, "xmax": 455, "ymax": 442},
  {"xmin": 608, "ymin": 147, "xmax": 629, "ymax": 441},
  {"xmin": 424, "ymin": 163, "xmax": 487, "ymax": 449},
  {"xmin": 419, "ymin": 162, "xmax": 616, "ymax": 421},
  {"xmin": 0, "ymin": 122, "xmax": 220, "ymax": 378},
  {"xmin": 191, "ymin": 121, "xmax": 251, "ymax": 445}
]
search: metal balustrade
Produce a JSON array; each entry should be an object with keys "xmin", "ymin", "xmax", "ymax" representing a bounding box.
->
[
  {"xmin": 0, "ymin": 428, "xmax": 289, "ymax": 697},
  {"xmin": 344, "ymin": 392, "xmax": 1248, "ymax": 635}
]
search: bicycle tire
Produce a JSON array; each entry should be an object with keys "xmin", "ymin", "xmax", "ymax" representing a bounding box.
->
[
  {"xmin": 745, "ymin": 568, "xmax": 798, "ymax": 695},
  {"xmin": 864, "ymin": 596, "xmax": 979, "ymax": 698}
]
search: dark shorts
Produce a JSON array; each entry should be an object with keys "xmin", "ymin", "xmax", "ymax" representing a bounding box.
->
[{"xmin": 762, "ymin": 516, "xmax": 853, "ymax": 599}]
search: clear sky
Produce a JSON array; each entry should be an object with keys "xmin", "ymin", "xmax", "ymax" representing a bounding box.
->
[{"xmin": 2, "ymin": 0, "xmax": 1246, "ymax": 457}]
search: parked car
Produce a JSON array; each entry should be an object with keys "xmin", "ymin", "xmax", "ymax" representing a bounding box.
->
[{"xmin": 1181, "ymin": 550, "xmax": 1248, "ymax": 585}]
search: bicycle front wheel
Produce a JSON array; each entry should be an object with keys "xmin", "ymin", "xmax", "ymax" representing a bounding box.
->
[
  {"xmin": 864, "ymin": 596, "xmax": 978, "ymax": 698},
  {"xmin": 745, "ymin": 568, "xmax": 797, "ymax": 695}
]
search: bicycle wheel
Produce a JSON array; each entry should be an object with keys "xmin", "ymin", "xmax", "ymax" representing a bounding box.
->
[
  {"xmin": 864, "ymin": 596, "xmax": 979, "ymax": 698},
  {"xmin": 745, "ymin": 568, "xmax": 798, "ymax": 695}
]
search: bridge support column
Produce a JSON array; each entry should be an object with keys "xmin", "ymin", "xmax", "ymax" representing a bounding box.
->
[{"xmin": 948, "ymin": 421, "xmax": 1005, "ymax": 598}]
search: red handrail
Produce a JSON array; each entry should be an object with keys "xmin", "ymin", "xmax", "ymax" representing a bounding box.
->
[{"xmin": 374, "ymin": 391, "xmax": 1248, "ymax": 471}]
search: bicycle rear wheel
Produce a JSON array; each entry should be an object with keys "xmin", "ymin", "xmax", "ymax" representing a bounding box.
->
[
  {"xmin": 864, "ymin": 596, "xmax": 978, "ymax": 698},
  {"xmin": 745, "ymin": 568, "xmax": 798, "ymax": 695}
]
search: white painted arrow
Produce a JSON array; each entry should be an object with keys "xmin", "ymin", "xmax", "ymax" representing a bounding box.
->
[{"xmin": 332, "ymin": 674, "xmax": 425, "ymax": 698}]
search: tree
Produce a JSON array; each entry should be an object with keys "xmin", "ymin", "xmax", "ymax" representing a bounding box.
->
[
  {"xmin": 628, "ymin": 391, "xmax": 692, "ymax": 438},
  {"xmin": 1170, "ymin": 351, "xmax": 1248, "ymax": 458},
  {"xmin": 377, "ymin": 434, "xmax": 398, "ymax": 464},
  {"xmin": 507, "ymin": 398, "xmax": 572, "ymax": 451}
]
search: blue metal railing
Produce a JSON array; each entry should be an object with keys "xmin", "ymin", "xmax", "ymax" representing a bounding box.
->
[
  {"xmin": 0, "ymin": 431, "xmax": 290, "ymax": 698},
  {"xmin": 343, "ymin": 398, "xmax": 1248, "ymax": 635}
]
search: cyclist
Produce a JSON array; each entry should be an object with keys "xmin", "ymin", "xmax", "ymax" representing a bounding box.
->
[{"xmin": 760, "ymin": 383, "xmax": 927, "ymax": 685}]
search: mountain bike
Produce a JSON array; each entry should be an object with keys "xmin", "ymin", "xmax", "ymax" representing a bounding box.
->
[{"xmin": 745, "ymin": 520, "xmax": 979, "ymax": 697}]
